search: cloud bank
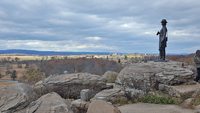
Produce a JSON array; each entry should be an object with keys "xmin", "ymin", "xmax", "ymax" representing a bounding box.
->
[{"xmin": 0, "ymin": 0, "xmax": 199, "ymax": 53}]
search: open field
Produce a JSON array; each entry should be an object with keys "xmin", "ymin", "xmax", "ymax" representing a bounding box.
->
[
  {"xmin": 0, "ymin": 64, "xmax": 27, "ymax": 80},
  {"xmin": 0, "ymin": 55, "xmax": 44, "ymax": 61}
]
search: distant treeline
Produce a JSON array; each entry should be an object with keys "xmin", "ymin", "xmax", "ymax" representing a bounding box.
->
[
  {"xmin": 38, "ymin": 58, "xmax": 123, "ymax": 76},
  {"xmin": 166, "ymin": 53, "xmax": 195, "ymax": 65},
  {"xmin": 0, "ymin": 49, "xmax": 118, "ymax": 55}
]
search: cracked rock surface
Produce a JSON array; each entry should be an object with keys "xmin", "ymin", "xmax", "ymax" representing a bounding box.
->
[
  {"xmin": 92, "ymin": 88, "xmax": 127, "ymax": 103},
  {"xmin": 115, "ymin": 61, "xmax": 196, "ymax": 98},
  {"xmin": 34, "ymin": 73, "xmax": 107, "ymax": 99},
  {"xmin": 26, "ymin": 92, "xmax": 75, "ymax": 113},
  {"xmin": 87, "ymin": 100, "xmax": 121, "ymax": 113},
  {"xmin": 0, "ymin": 83, "xmax": 37, "ymax": 113}
]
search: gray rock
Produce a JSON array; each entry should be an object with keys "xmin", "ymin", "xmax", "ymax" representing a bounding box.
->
[
  {"xmin": 0, "ymin": 83, "xmax": 37, "ymax": 113},
  {"xmin": 26, "ymin": 92, "xmax": 74, "ymax": 113},
  {"xmin": 164, "ymin": 84, "xmax": 200, "ymax": 97},
  {"xmin": 192, "ymin": 87, "xmax": 200, "ymax": 97},
  {"xmin": 92, "ymin": 88, "xmax": 127, "ymax": 103},
  {"xmin": 106, "ymin": 83, "xmax": 115, "ymax": 89},
  {"xmin": 115, "ymin": 61, "xmax": 196, "ymax": 99},
  {"xmin": 103, "ymin": 71, "xmax": 118, "ymax": 83},
  {"xmin": 81, "ymin": 89, "xmax": 91, "ymax": 101},
  {"xmin": 195, "ymin": 105, "xmax": 200, "ymax": 113},
  {"xmin": 181, "ymin": 98, "xmax": 194, "ymax": 108},
  {"xmin": 34, "ymin": 73, "xmax": 106, "ymax": 99},
  {"xmin": 87, "ymin": 100, "xmax": 121, "ymax": 113},
  {"xmin": 71, "ymin": 99, "xmax": 90, "ymax": 113},
  {"xmin": 158, "ymin": 83, "xmax": 165, "ymax": 91}
]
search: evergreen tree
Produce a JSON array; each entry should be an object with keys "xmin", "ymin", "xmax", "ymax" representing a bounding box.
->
[
  {"xmin": 125, "ymin": 55, "xmax": 127, "ymax": 60},
  {"xmin": 11, "ymin": 70, "xmax": 17, "ymax": 80},
  {"xmin": 118, "ymin": 59, "xmax": 121, "ymax": 63}
]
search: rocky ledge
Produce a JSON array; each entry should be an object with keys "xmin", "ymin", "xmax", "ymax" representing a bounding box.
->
[
  {"xmin": 34, "ymin": 73, "xmax": 107, "ymax": 99},
  {"xmin": 115, "ymin": 61, "xmax": 196, "ymax": 99}
]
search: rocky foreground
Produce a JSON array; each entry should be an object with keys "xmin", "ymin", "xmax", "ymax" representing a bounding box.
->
[
  {"xmin": 1, "ymin": 61, "xmax": 200, "ymax": 113},
  {"xmin": 118, "ymin": 103, "xmax": 194, "ymax": 113}
]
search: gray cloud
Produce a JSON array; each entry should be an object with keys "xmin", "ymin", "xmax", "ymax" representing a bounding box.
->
[{"xmin": 0, "ymin": 0, "xmax": 199, "ymax": 53}]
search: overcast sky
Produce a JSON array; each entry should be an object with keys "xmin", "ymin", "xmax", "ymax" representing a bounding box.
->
[{"xmin": 0, "ymin": 0, "xmax": 199, "ymax": 54}]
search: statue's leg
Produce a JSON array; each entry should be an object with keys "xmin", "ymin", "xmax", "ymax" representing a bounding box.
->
[
  {"xmin": 159, "ymin": 48, "xmax": 162, "ymax": 60},
  {"xmin": 160, "ymin": 47, "xmax": 165, "ymax": 61},
  {"xmin": 163, "ymin": 48, "xmax": 166, "ymax": 61}
]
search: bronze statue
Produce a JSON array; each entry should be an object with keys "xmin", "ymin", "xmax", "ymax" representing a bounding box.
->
[{"xmin": 157, "ymin": 19, "xmax": 168, "ymax": 61}]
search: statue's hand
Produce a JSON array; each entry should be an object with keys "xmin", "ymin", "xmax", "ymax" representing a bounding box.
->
[{"xmin": 156, "ymin": 31, "xmax": 160, "ymax": 35}]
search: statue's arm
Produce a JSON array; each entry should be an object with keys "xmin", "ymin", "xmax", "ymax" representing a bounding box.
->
[
  {"xmin": 156, "ymin": 31, "xmax": 160, "ymax": 35},
  {"xmin": 163, "ymin": 28, "xmax": 167, "ymax": 41}
]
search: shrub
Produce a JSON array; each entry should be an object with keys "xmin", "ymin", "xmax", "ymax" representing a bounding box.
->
[
  {"xmin": 112, "ymin": 97, "xmax": 130, "ymax": 105},
  {"xmin": 107, "ymin": 75, "xmax": 118, "ymax": 83},
  {"xmin": 6, "ymin": 70, "xmax": 12, "ymax": 75},
  {"xmin": 19, "ymin": 66, "xmax": 45, "ymax": 85},
  {"xmin": 140, "ymin": 94, "xmax": 175, "ymax": 104}
]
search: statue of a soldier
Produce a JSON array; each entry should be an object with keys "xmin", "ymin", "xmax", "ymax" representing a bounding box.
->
[{"xmin": 157, "ymin": 19, "xmax": 168, "ymax": 61}]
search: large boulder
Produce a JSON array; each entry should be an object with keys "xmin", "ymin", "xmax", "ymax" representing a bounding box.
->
[
  {"xmin": 0, "ymin": 83, "xmax": 37, "ymax": 113},
  {"xmin": 71, "ymin": 99, "xmax": 90, "ymax": 113},
  {"xmin": 164, "ymin": 84, "xmax": 200, "ymax": 97},
  {"xmin": 103, "ymin": 71, "xmax": 118, "ymax": 83},
  {"xmin": 26, "ymin": 92, "xmax": 76, "ymax": 113},
  {"xmin": 92, "ymin": 88, "xmax": 127, "ymax": 104},
  {"xmin": 34, "ymin": 73, "xmax": 106, "ymax": 99},
  {"xmin": 87, "ymin": 100, "xmax": 121, "ymax": 113},
  {"xmin": 195, "ymin": 105, "xmax": 200, "ymax": 113},
  {"xmin": 181, "ymin": 98, "xmax": 195, "ymax": 109},
  {"xmin": 115, "ymin": 61, "xmax": 196, "ymax": 99}
]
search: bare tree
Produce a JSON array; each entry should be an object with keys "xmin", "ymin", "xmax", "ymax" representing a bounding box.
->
[
  {"xmin": 15, "ymin": 57, "xmax": 20, "ymax": 62},
  {"xmin": 7, "ymin": 57, "xmax": 11, "ymax": 61}
]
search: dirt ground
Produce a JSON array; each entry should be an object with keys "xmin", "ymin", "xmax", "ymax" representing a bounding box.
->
[
  {"xmin": 0, "ymin": 82, "xmax": 17, "ymax": 88},
  {"xmin": 118, "ymin": 103, "xmax": 194, "ymax": 113}
]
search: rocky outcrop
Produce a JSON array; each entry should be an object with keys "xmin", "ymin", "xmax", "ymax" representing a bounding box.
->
[
  {"xmin": 115, "ymin": 61, "xmax": 196, "ymax": 99},
  {"xmin": 34, "ymin": 73, "xmax": 106, "ymax": 99},
  {"xmin": 103, "ymin": 71, "xmax": 118, "ymax": 83},
  {"xmin": 92, "ymin": 88, "xmax": 127, "ymax": 104},
  {"xmin": 181, "ymin": 98, "xmax": 194, "ymax": 109},
  {"xmin": 81, "ymin": 89, "xmax": 91, "ymax": 101},
  {"xmin": 0, "ymin": 83, "xmax": 37, "ymax": 113},
  {"xmin": 192, "ymin": 87, "xmax": 200, "ymax": 97},
  {"xmin": 26, "ymin": 92, "xmax": 76, "ymax": 113},
  {"xmin": 87, "ymin": 100, "xmax": 121, "ymax": 113},
  {"xmin": 71, "ymin": 99, "xmax": 90, "ymax": 113},
  {"xmin": 164, "ymin": 84, "xmax": 200, "ymax": 97},
  {"xmin": 195, "ymin": 105, "xmax": 200, "ymax": 113}
]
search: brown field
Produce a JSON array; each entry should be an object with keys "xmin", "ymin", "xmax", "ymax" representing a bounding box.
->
[
  {"xmin": 0, "ymin": 82, "xmax": 17, "ymax": 88},
  {"xmin": 0, "ymin": 55, "xmax": 43, "ymax": 61},
  {"xmin": 0, "ymin": 64, "xmax": 27, "ymax": 80}
]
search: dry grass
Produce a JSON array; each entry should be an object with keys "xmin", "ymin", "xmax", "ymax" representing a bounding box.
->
[
  {"xmin": 0, "ymin": 64, "xmax": 27, "ymax": 80},
  {"xmin": 0, "ymin": 55, "xmax": 43, "ymax": 61},
  {"xmin": 0, "ymin": 82, "xmax": 17, "ymax": 88}
]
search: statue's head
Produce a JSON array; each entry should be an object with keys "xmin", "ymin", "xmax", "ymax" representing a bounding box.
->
[
  {"xmin": 196, "ymin": 50, "xmax": 200, "ymax": 57},
  {"xmin": 161, "ymin": 19, "xmax": 167, "ymax": 25}
]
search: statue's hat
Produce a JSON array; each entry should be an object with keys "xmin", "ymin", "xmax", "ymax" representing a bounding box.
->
[{"xmin": 161, "ymin": 19, "xmax": 167, "ymax": 23}]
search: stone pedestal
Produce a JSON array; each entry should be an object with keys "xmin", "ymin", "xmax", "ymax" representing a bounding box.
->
[{"xmin": 81, "ymin": 89, "xmax": 91, "ymax": 101}]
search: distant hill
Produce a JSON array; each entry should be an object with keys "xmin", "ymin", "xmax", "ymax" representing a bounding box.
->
[
  {"xmin": 166, "ymin": 53, "xmax": 195, "ymax": 65},
  {"xmin": 167, "ymin": 53, "xmax": 189, "ymax": 55},
  {"xmin": 0, "ymin": 49, "xmax": 114, "ymax": 55},
  {"xmin": 0, "ymin": 49, "xmax": 189, "ymax": 56}
]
